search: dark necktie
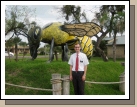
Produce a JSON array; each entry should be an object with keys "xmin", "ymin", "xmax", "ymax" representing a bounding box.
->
[{"xmin": 75, "ymin": 53, "xmax": 79, "ymax": 71}]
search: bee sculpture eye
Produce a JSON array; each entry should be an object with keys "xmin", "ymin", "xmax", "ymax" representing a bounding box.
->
[
  {"xmin": 35, "ymin": 28, "xmax": 39, "ymax": 35},
  {"xmin": 33, "ymin": 27, "xmax": 41, "ymax": 40}
]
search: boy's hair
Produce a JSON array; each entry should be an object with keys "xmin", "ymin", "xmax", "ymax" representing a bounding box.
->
[{"xmin": 74, "ymin": 43, "xmax": 81, "ymax": 47}]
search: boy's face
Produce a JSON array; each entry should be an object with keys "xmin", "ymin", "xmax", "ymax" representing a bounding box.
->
[{"xmin": 74, "ymin": 44, "xmax": 81, "ymax": 53}]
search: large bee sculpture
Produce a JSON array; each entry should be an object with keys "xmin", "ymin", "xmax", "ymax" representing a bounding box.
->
[{"xmin": 27, "ymin": 22, "xmax": 101, "ymax": 62}]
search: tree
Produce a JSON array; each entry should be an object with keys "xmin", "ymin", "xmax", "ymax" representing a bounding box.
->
[
  {"xmin": 5, "ymin": 5, "xmax": 36, "ymax": 61},
  {"xmin": 60, "ymin": 5, "xmax": 89, "ymax": 24},
  {"xmin": 60, "ymin": 5, "xmax": 81, "ymax": 23},
  {"xmin": 19, "ymin": 41, "xmax": 28, "ymax": 60},
  {"xmin": 19, "ymin": 41, "xmax": 28, "ymax": 52},
  {"xmin": 92, "ymin": 40, "xmax": 107, "ymax": 57},
  {"xmin": 59, "ymin": 5, "xmax": 109, "ymax": 61},
  {"xmin": 91, "ymin": 5, "xmax": 125, "ymax": 62},
  {"xmin": 5, "ymin": 39, "xmax": 14, "ymax": 62},
  {"xmin": 112, "ymin": 6, "xmax": 125, "ymax": 62},
  {"xmin": 13, "ymin": 36, "xmax": 22, "ymax": 61},
  {"xmin": 5, "ymin": 5, "xmax": 36, "ymax": 37},
  {"xmin": 44, "ymin": 44, "xmax": 50, "ymax": 55},
  {"xmin": 54, "ymin": 46, "xmax": 62, "ymax": 61},
  {"xmin": 38, "ymin": 47, "xmax": 45, "ymax": 55},
  {"xmin": 60, "ymin": 5, "xmax": 125, "ymax": 61}
]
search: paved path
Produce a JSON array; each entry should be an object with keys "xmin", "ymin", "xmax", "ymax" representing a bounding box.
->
[
  {"xmin": 5, "ymin": 55, "xmax": 63, "ymax": 59},
  {"xmin": 5, "ymin": 55, "xmax": 48, "ymax": 59}
]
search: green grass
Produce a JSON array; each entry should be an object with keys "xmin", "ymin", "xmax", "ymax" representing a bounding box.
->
[{"xmin": 5, "ymin": 57, "xmax": 125, "ymax": 95}]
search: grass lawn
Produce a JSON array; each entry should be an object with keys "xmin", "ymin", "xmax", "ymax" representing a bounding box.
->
[{"xmin": 5, "ymin": 56, "xmax": 125, "ymax": 95}]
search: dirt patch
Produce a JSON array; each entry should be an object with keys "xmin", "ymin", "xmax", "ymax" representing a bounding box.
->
[{"xmin": 8, "ymin": 69, "xmax": 21, "ymax": 77}]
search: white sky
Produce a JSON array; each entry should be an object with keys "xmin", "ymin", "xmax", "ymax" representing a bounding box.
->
[{"xmin": 27, "ymin": 5, "xmax": 101, "ymax": 27}]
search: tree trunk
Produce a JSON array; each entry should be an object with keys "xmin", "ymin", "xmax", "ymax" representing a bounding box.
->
[
  {"xmin": 22, "ymin": 48, "xmax": 25, "ymax": 61},
  {"xmin": 7, "ymin": 48, "xmax": 11, "ymax": 62},
  {"xmin": 113, "ymin": 32, "xmax": 117, "ymax": 62},
  {"xmin": 94, "ymin": 31, "xmax": 109, "ymax": 62},
  {"xmin": 113, "ymin": 45, "xmax": 116, "ymax": 62},
  {"xmin": 15, "ymin": 44, "xmax": 18, "ymax": 61},
  {"xmin": 95, "ymin": 46, "xmax": 108, "ymax": 62},
  {"xmin": 72, "ymin": 12, "xmax": 81, "ymax": 23},
  {"xmin": 54, "ymin": 50, "xmax": 58, "ymax": 61}
]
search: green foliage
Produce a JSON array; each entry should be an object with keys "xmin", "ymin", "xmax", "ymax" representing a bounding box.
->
[
  {"xmin": 5, "ymin": 5, "xmax": 36, "ymax": 35},
  {"xmin": 38, "ymin": 47, "xmax": 45, "ymax": 52},
  {"xmin": 54, "ymin": 46, "xmax": 62, "ymax": 52},
  {"xmin": 19, "ymin": 41, "xmax": 28, "ymax": 47},
  {"xmin": 5, "ymin": 39, "xmax": 14, "ymax": 48},
  {"xmin": 99, "ymin": 40, "xmax": 107, "ymax": 50},
  {"xmin": 61, "ymin": 5, "xmax": 82, "ymax": 23},
  {"xmin": 38, "ymin": 47, "xmax": 46, "ymax": 55},
  {"xmin": 17, "ymin": 22, "xmax": 25, "ymax": 28},
  {"xmin": 98, "ymin": 5, "xmax": 125, "ymax": 33},
  {"xmin": 13, "ymin": 36, "xmax": 22, "ymax": 44},
  {"xmin": 39, "ymin": 51, "xmax": 45, "ymax": 55},
  {"xmin": 5, "ymin": 57, "xmax": 125, "ymax": 95},
  {"xmin": 92, "ymin": 40, "xmax": 107, "ymax": 57}
]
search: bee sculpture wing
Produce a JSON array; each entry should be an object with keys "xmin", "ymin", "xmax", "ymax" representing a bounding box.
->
[{"xmin": 61, "ymin": 22, "xmax": 101, "ymax": 37}]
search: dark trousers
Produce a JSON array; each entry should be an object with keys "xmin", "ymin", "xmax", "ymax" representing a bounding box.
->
[{"xmin": 72, "ymin": 71, "xmax": 85, "ymax": 95}]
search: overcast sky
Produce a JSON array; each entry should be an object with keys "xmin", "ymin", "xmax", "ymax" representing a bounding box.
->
[
  {"xmin": 3, "ymin": 1, "xmax": 128, "ymax": 48},
  {"xmin": 27, "ymin": 5, "xmax": 100, "ymax": 27},
  {"xmin": 5, "ymin": 4, "xmax": 101, "ymax": 47}
]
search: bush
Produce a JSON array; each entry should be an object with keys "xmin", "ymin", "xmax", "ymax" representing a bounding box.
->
[{"xmin": 39, "ymin": 51, "xmax": 45, "ymax": 55}]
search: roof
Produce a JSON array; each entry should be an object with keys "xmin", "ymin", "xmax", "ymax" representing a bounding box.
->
[
  {"xmin": 103, "ymin": 36, "xmax": 114, "ymax": 41},
  {"xmin": 106, "ymin": 36, "xmax": 125, "ymax": 45}
]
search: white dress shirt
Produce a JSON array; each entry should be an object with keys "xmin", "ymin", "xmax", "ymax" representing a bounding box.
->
[{"xmin": 68, "ymin": 52, "xmax": 89, "ymax": 71}]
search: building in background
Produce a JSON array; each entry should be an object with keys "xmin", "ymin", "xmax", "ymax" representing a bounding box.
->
[
  {"xmin": 5, "ymin": 45, "xmax": 30, "ymax": 54},
  {"xmin": 103, "ymin": 36, "xmax": 125, "ymax": 58}
]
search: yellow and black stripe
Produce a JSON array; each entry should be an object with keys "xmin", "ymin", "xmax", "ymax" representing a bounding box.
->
[
  {"xmin": 78, "ymin": 36, "xmax": 93, "ymax": 59},
  {"xmin": 67, "ymin": 36, "xmax": 93, "ymax": 59}
]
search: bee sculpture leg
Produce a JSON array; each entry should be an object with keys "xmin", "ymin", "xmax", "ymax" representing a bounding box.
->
[
  {"xmin": 47, "ymin": 38, "xmax": 54, "ymax": 63},
  {"xmin": 62, "ymin": 43, "xmax": 69, "ymax": 61}
]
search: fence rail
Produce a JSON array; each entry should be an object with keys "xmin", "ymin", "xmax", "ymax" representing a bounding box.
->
[
  {"xmin": 85, "ymin": 81, "xmax": 125, "ymax": 84},
  {"xmin": 5, "ymin": 73, "xmax": 125, "ymax": 94},
  {"xmin": 5, "ymin": 74, "xmax": 70, "ymax": 95},
  {"xmin": 5, "ymin": 83, "xmax": 53, "ymax": 91}
]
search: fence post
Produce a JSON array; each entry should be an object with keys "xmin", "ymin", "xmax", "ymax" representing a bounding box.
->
[
  {"xmin": 62, "ymin": 75, "xmax": 70, "ymax": 95},
  {"xmin": 119, "ymin": 62, "xmax": 125, "ymax": 92},
  {"xmin": 119, "ymin": 72, "xmax": 125, "ymax": 92},
  {"xmin": 51, "ymin": 73, "xmax": 62, "ymax": 95}
]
